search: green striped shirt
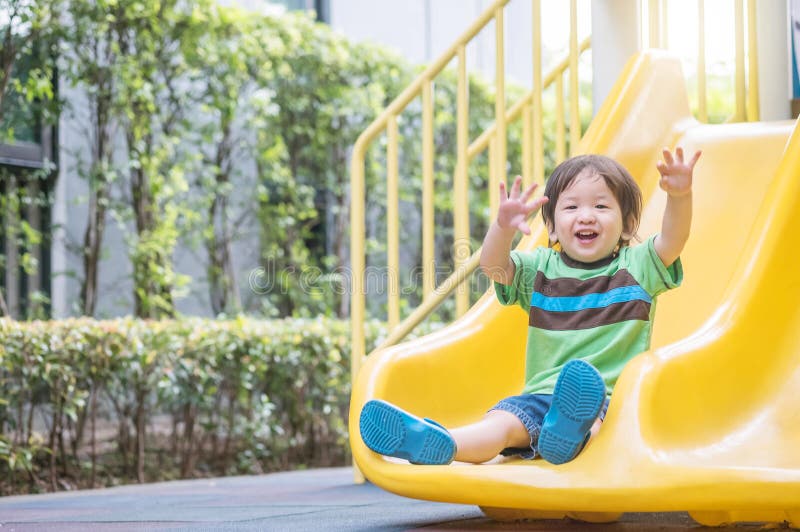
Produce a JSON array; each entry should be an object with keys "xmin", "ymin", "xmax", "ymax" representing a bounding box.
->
[{"xmin": 495, "ymin": 235, "xmax": 683, "ymax": 395}]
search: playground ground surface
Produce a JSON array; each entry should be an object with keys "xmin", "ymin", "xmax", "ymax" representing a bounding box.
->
[{"xmin": 0, "ymin": 466, "xmax": 766, "ymax": 531}]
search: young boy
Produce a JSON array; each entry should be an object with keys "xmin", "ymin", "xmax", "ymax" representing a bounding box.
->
[{"xmin": 359, "ymin": 148, "xmax": 701, "ymax": 465}]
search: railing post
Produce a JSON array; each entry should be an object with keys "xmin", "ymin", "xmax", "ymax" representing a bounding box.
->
[
  {"xmin": 349, "ymin": 139, "xmax": 366, "ymax": 484},
  {"xmin": 495, "ymin": 6, "xmax": 507, "ymax": 189},
  {"xmin": 569, "ymin": 0, "xmax": 580, "ymax": 155},
  {"xmin": 522, "ymin": 103, "xmax": 532, "ymax": 189},
  {"xmin": 532, "ymin": 0, "xmax": 544, "ymax": 187},
  {"xmin": 746, "ymin": 0, "xmax": 759, "ymax": 122},
  {"xmin": 422, "ymin": 80, "xmax": 436, "ymax": 298},
  {"xmin": 489, "ymin": 136, "xmax": 499, "ymax": 218},
  {"xmin": 734, "ymin": 0, "xmax": 746, "ymax": 121},
  {"xmin": 648, "ymin": 0, "xmax": 661, "ymax": 48},
  {"xmin": 386, "ymin": 116, "xmax": 400, "ymax": 329},
  {"xmin": 697, "ymin": 0, "xmax": 708, "ymax": 122},
  {"xmin": 454, "ymin": 44, "xmax": 470, "ymax": 317},
  {"xmin": 556, "ymin": 73, "xmax": 566, "ymax": 164}
]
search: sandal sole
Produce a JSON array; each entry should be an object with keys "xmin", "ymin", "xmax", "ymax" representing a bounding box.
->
[{"xmin": 538, "ymin": 359, "xmax": 606, "ymax": 465}]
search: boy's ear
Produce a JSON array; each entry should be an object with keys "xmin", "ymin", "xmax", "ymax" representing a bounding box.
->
[
  {"xmin": 623, "ymin": 214, "xmax": 637, "ymax": 240},
  {"xmin": 547, "ymin": 224, "xmax": 558, "ymax": 244}
]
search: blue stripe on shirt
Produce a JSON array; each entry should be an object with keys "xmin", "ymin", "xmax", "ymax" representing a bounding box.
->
[{"xmin": 530, "ymin": 285, "xmax": 652, "ymax": 313}]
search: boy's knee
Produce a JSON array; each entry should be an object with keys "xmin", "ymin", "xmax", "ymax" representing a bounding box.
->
[{"xmin": 485, "ymin": 410, "xmax": 529, "ymax": 447}]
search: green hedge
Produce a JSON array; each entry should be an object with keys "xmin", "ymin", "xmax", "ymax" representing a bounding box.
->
[{"xmin": 0, "ymin": 317, "xmax": 406, "ymax": 495}]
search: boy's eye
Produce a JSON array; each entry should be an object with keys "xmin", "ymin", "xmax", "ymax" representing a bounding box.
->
[
  {"xmin": 596, "ymin": 204, "xmax": 608, "ymax": 209},
  {"xmin": 564, "ymin": 205, "xmax": 577, "ymax": 210}
]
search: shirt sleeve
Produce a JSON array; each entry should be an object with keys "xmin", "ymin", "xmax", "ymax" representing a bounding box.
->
[
  {"xmin": 494, "ymin": 248, "xmax": 542, "ymax": 311},
  {"xmin": 622, "ymin": 234, "xmax": 683, "ymax": 297}
]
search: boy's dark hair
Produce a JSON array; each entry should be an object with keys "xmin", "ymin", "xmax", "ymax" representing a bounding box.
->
[{"xmin": 541, "ymin": 154, "xmax": 643, "ymax": 247}]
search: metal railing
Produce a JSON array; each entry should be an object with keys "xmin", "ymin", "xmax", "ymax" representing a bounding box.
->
[{"xmin": 349, "ymin": 0, "xmax": 590, "ymax": 379}]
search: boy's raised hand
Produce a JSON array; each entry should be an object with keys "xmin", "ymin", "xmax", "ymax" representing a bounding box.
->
[
  {"xmin": 656, "ymin": 147, "xmax": 701, "ymax": 198},
  {"xmin": 497, "ymin": 175, "xmax": 549, "ymax": 235}
]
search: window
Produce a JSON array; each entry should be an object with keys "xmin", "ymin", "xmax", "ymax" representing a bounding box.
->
[
  {"xmin": 0, "ymin": 32, "xmax": 57, "ymax": 319},
  {"xmin": 0, "ymin": 38, "xmax": 53, "ymax": 169},
  {"xmin": 267, "ymin": 0, "xmax": 329, "ymax": 22},
  {"xmin": 0, "ymin": 167, "xmax": 54, "ymax": 319}
]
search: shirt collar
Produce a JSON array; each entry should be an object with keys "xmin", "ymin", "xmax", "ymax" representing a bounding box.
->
[{"xmin": 559, "ymin": 251, "xmax": 617, "ymax": 270}]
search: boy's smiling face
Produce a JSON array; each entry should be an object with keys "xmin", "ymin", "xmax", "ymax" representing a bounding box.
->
[{"xmin": 548, "ymin": 169, "xmax": 627, "ymax": 264}]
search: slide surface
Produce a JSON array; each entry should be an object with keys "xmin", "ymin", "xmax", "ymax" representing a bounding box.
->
[{"xmin": 349, "ymin": 51, "xmax": 800, "ymax": 523}]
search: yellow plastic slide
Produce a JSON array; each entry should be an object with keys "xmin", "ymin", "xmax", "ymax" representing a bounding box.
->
[{"xmin": 349, "ymin": 51, "xmax": 800, "ymax": 526}]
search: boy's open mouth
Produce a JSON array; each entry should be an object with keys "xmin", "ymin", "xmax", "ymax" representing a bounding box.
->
[{"xmin": 576, "ymin": 231, "xmax": 598, "ymax": 242}]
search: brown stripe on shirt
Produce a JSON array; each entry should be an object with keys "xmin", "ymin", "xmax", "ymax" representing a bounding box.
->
[
  {"xmin": 533, "ymin": 269, "xmax": 641, "ymax": 298},
  {"xmin": 529, "ymin": 299, "xmax": 651, "ymax": 331}
]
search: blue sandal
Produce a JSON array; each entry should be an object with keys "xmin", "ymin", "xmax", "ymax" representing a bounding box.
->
[
  {"xmin": 538, "ymin": 359, "xmax": 606, "ymax": 465},
  {"xmin": 359, "ymin": 399, "xmax": 456, "ymax": 465}
]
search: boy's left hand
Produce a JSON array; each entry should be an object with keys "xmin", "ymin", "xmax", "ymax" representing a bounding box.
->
[{"xmin": 657, "ymin": 147, "xmax": 701, "ymax": 198}]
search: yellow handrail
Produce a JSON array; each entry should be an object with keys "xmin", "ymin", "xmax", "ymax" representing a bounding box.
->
[
  {"xmin": 350, "ymin": 0, "xmax": 592, "ymax": 394},
  {"xmin": 648, "ymin": 0, "xmax": 758, "ymax": 123},
  {"xmin": 355, "ymin": 37, "xmax": 592, "ymax": 363},
  {"xmin": 467, "ymin": 39, "xmax": 592, "ymax": 163},
  {"xmin": 350, "ymin": 0, "xmax": 514, "ymax": 398}
]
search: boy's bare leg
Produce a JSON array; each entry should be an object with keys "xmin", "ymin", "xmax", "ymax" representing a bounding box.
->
[
  {"xmin": 449, "ymin": 410, "xmax": 530, "ymax": 463},
  {"xmin": 451, "ymin": 414, "xmax": 604, "ymax": 464}
]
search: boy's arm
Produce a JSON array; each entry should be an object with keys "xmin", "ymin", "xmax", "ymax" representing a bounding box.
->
[
  {"xmin": 479, "ymin": 176, "xmax": 548, "ymax": 285},
  {"xmin": 480, "ymin": 221, "xmax": 518, "ymax": 285},
  {"xmin": 653, "ymin": 147, "xmax": 701, "ymax": 267}
]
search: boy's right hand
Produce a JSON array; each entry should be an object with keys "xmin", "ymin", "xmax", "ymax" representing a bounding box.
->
[{"xmin": 497, "ymin": 176, "xmax": 549, "ymax": 235}]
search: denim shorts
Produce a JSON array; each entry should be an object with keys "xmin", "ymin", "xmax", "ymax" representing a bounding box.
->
[{"xmin": 488, "ymin": 393, "xmax": 611, "ymax": 459}]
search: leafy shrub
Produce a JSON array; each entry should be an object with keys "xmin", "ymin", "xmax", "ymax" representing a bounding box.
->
[{"xmin": 0, "ymin": 316, "xmax": 413, "ymax": 495}]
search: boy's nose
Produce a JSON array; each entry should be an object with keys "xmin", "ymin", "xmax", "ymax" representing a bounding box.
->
[{"xmin": 577, "ymin": 209, "xmax": 596, "ymax": 223}]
